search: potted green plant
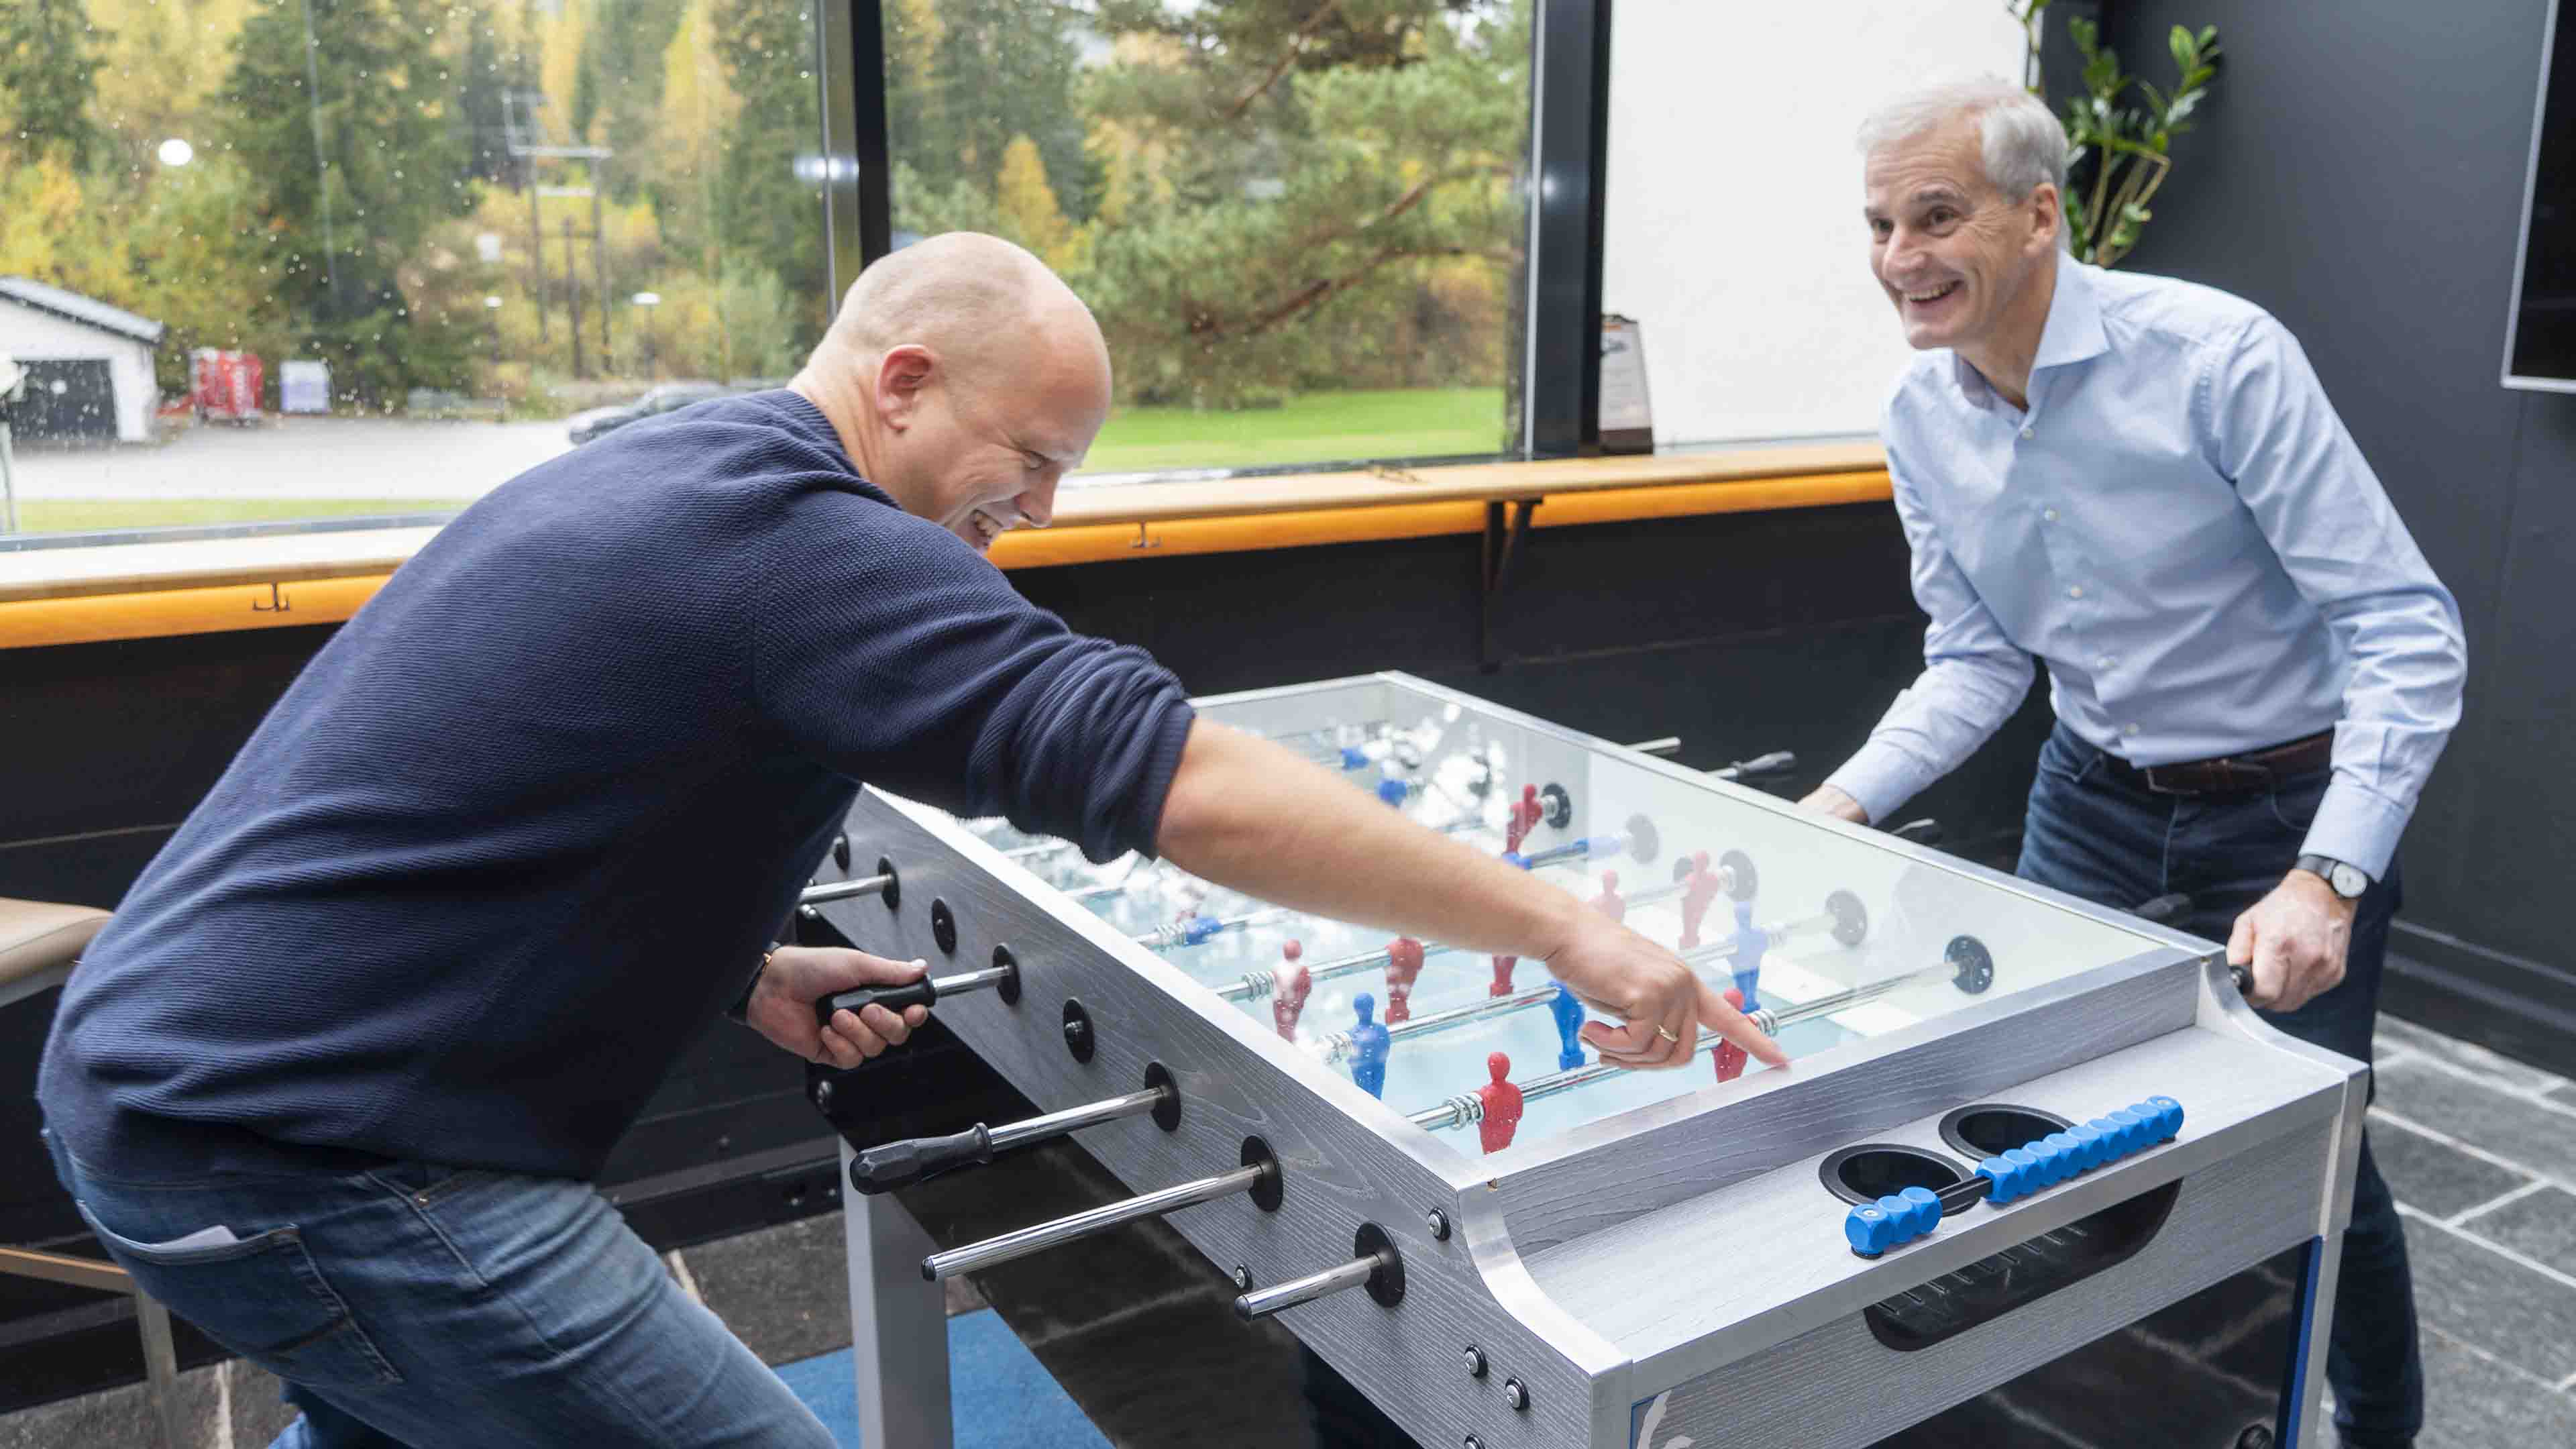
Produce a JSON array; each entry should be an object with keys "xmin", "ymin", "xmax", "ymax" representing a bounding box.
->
[{"xmin": 2010, "ymin": 1, "xmax": 2223, "ymax": 268}]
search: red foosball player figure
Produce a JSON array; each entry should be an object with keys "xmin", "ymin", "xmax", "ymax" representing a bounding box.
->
[
  {"xmin": 1676, "ymin": 851, "xmax": 1723, "ymax": 950},
  {"xmin": 1271, "ymin": 940, "xmax": 1313, "ymax": 1041},
  {"xmin": 1711, "ymin": 986, "xmax": 1751, "ymax": 1083},
  {"xmin": 1591, "ymin": 870, "xmax": 1625, "ymax": 922},
  {"xmin": 1489, "ymin": 953, "xmax": 1517, "ymax": 997},
  {"xmin": 1505, "ymin": 784, "xmax": 1542, "ymax": 855},
  {"xmin": 1477, "ymin": 1052, "xmax": 1524, "ymax": 1155},
  {"xmin": 1383, "ymin": 936, "xmax": 1425, "ymax": 1023}
]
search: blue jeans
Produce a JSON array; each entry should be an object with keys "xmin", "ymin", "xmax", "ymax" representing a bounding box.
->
[
  {"xmin": 2019, "ymin": 722, "xmax": 2424, "ymax": 1448},
  {"xmin": 44, "ymin": 1129, "xmax": 834, "ymax": 1448}
]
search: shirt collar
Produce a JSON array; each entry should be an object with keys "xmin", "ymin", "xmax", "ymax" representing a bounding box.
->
[{"xmin": 1947, "ymin": 255, "xmax": 2108, "ymax": 405}]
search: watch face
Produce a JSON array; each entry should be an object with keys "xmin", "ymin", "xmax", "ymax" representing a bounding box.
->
[{"xmin": 2331, "ymin": 863, "xmax": 2369, "ymax": 898}]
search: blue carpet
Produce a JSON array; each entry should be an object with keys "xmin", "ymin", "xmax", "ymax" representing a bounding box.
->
[{"xmin": 773, "ymin": 1308, "xmax": 1112, "ymax": 1448}]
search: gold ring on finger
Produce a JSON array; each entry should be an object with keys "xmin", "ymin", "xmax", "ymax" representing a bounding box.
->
[{"xmin": 1655, "ymin": 1024, "xmax": 1680, "ymax": 1043}]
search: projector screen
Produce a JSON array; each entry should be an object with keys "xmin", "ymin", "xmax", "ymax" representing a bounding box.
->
[{"xmin": 1601, "ymin": 3, "xmax": 2027, "ymax": 445}]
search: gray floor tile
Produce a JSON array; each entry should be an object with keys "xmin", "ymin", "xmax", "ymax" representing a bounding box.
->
[
  {"xmin": 2402, "ymin": 1214, "xmax": 2576, "ymax": 1383},
  {"xmin": 2461, "ymin": 1185, "xmax": 2576, "ymax": 1279},
  {"xmin": 2373, "ymin": 1059, "xmax": 2576, "ymax": 1185},
  {"xmin": 2416, "ymin": 1324, "xmax": 2576, "ymax": 1449},
  {"xmin": 680, "ymin": 1212, "xmax": 852, "ymax": 1368},
  {"xmin": 2371, "ymin": 1112, "xmax": 2533, "ymax": 1219},
  {"xmin": 2379, "ymin": 1016, "xmax": 2572, "ymax": 1095},
  {"xmin": 231, "ymin": 1360, "xmax": 302, "ymax": 1446},
  {"xmin": 0, "ymin": 1360, "xmax": 223, "ymax": 1449}
]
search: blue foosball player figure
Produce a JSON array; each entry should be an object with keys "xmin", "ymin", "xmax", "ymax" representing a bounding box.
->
[
  {"xmin": 1349, "ymin": 993, "xmax": 1391, "ymax": 1099},
  {"xmin": 1548, "ymin": 981, "xmax": 1586, "ymax": 1071},
  {"xmin": 1728, "ymin": 900, "xmax": 1766, "ymax": 1012}
]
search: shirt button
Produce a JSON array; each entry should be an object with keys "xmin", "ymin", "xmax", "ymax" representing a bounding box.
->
[
  {"xmin": 2067, "ymin": 585, "xmax": 2084, "ymax": 599},
  {"xmin": 2098, "ymin": 655, "xmax": 2116, "ymax": 669},
  {"xmin": 2043, "ymin": 508, "xmax": 2059, "ymax": 521},
  {"xmin": 2021, "ymin": 427, "xmax": 2035, "ymax": 439},
  {"xmin": 2123, "ymin": 723, "xmax": 2141, "ymax": 737}
]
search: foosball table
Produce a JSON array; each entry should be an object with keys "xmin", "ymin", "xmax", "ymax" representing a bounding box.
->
[{"xmin": 797, "ymin": 672, "xmax": 2367, "ymax": 1448}]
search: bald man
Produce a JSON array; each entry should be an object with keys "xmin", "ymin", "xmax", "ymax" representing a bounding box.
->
[{"xmin": 38, "ymin": 233, "xmax": 1779, "ymax": 1447}]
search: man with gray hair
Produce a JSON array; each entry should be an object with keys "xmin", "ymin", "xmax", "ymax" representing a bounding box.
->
[{"xmin": 1802, "ymin": 80, "xmax": 2461, "ymax": 1448}]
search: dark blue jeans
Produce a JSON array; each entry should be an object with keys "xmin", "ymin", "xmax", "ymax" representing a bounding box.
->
[
  {"xmin": 2019, "ymin": 722, "xmax": 2424, "ymax": 1448},
  {"xmin": 44, "ymin": 1128, "xmax": 833, "ymax": 1448}
]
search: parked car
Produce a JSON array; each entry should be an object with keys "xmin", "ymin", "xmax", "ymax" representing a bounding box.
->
[{"xmin": 566, "ymin": 381, "xmax": 737, "ymax": 445}]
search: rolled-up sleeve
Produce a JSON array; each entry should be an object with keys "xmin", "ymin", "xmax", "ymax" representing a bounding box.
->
[
  {"xmin": 749, "ymin": 494, "xmax": 1195, "ymax": 861},
  {"xmin": 2208, "ymin": 318, "xmax": 2467, "ymax": 879}
]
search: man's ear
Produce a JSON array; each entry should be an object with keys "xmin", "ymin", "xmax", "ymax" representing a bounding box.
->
[
  {"xmin": 2027, "ymin": 180, "xmax": 2063, "ymax": 257},
  {"xmin": 874, "ymin": 344, "xmax": 936, "ymax": 431}
]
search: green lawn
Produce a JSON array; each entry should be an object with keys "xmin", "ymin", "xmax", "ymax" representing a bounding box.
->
[
  {"xmin": 4, "ymin": 388, "xmax": 1509, "ymax": 535},
  {"xmin": 1080, "ymin": 387, "xmax": 1507, "ymax": 472},
  {"xmin": 11, "ymin": 498, "xmax": 465, "ymax": 533}
]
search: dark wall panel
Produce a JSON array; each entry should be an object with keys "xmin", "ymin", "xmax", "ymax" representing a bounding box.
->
[{"xmin": 2089, "ymin": 0, "xmax": 2573, "ymax": 1061}]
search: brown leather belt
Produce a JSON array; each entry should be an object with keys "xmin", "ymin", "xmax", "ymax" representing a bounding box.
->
[{"xmin": 2100, "ymin": 729, "xmax": 2334, "ymax": 796}]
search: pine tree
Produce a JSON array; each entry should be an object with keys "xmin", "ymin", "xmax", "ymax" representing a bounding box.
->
[{"xmin": 0, "ymin": 0, "xmax": 107, "ymax": 168}]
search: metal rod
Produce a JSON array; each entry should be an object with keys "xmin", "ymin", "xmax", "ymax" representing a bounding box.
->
[
  {"xmin": 1220, "ymin": 940, "xmax": 1464, "ymax": 1002},
  {"xmin": 1623, "ymin": 736, "xmax": 1683, "ymax": 757},
  {"xmin": 985, "ymin": 1087, "xmax": 1168, "ymax": 1154},
  {"xmin": 1137, "ymin": 906, "xmax": 1291, "ymax": 951},
  {"xmin": 800, "ymin": 873, "xmax": 892, "ymax": 904},
  {"xmin": 1234, "ymin": 1252, "xmax": 1385, "ymax": 1320},
  {"xmin": 1320, "ymin": 983, "xmax": 1560, "ymax": 1063},
  {"xmin": 922, "ymin": 1164, "xmax": 1269, "ymax": 1281}
]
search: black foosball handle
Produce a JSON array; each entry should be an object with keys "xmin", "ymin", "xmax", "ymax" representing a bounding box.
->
[
  {"xmin": 814, "ymin": 977, "xmax": 941, "ymax": 1027},
  {"xmin": 2131, "ymin": 892, "xmax": 2254, "ymax": 996},
  {"xmin": 849, "ymin": 1125, "xmax": 994, "ymax": 1195}
]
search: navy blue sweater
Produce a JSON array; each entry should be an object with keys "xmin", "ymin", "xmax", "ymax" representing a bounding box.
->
[{"xmin": 39, "ymin": 391, "xmax": 1193, "ymax": 1181}]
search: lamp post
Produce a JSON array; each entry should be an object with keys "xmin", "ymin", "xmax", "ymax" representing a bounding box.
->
[
  {"xmin": 631, "ymin": 292, "xmax": 660, "ymax": 380},
  {"xmin": 484, "ymin": 297, "xmax": 505, "ymax": 414}
]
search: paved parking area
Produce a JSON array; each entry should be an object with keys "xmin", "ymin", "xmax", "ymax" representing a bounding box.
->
[{"xmin": 6, "ymin": 417, "xmax": 572, "ymax": 502}]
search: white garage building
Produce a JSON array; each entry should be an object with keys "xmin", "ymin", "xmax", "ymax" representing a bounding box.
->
[{"xmin": 0, "ymin": 277, "xmax": 166, "ymax": 443}]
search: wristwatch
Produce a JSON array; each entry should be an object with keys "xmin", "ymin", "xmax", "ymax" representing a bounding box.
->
[{"xmin": 2294, "ymin": 854, "xmax": 2370, "ymax": 900}]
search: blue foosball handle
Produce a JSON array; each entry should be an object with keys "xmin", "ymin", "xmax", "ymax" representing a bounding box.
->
[{"xmin": 1843, "ymin": 1095, "xmax": 2184, "ymax": 1256}]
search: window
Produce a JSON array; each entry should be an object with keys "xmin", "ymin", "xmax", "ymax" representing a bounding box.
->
[
  {"xmin": 1599, "ymin": 1, "xmax": 2021, "ymax": 447},
  {"xmin": 0, "ymin": 0, "xmax": 829, "ymax": 537},
  {"xmin": 878, "ymin": 0, "xmax": 1536, "ymax": 481}
]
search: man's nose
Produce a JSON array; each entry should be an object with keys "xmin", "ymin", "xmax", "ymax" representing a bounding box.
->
[{"xmin": 1014, "ymin": 477, "xmax": 1057, "ymax": 529}]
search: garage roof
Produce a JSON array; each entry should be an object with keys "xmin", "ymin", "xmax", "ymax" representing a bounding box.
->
[{"xmin": 0, "ymin": 277, "xmax": 166, "ymax": 346}]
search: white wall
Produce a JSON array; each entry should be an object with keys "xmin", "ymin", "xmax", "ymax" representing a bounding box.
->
[
  {"xmin": 0, "ymin": 297, "xmax": 160, "ymax": 441},
  {"xmin": 1601, "ymin": 3, "xmax": 2025, "ymax": 445}
]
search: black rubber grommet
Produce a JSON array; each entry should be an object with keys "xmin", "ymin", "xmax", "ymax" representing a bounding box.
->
[
  {"xmin": 1625, "ymin": 813, "xmax": 1660, "ymax": 868},
  {"xmin": 1063, "ymin": 999, "xmax": 1095, "ymax": 1063},
  {"xmin": 1147, "ymin": 1062, "xmax": 1181, "ymax": 1132},
  {"xmin": 1355, "ymin": 1222, "xmax": 1404, "ymax": 1307},
  {"xmin": 833, "ymin": 835, "xmax": 851, "ymax": 871},
  {"xmin": 930, "ymin": 899, "xmax": 958, "ymax": 955},
  {"xmin": 1721, "ymin": 849, "xmax": 1759, "ymax": 902},
  {"xmin": 1244, "ymin": 1136, "xmax": 1284, "ymax": 1212},
  {"xmin": 993, "ymin": 945, "xmax": 1022, "ymax": 1006},
  {"xmin": 1539, "ymin": 783, "xmax": 1573, "ymax": 830},
  {"xmin": 876, "ymin": 857, "xmax": 901, "ymax": 912},
  {"xmin": 1827, "ymin": 889, "xmax": 1870, "ymax": 947},
  {"xmin": 1947, "ymin": 934, "xmax": 1994, "ymax": 994}
]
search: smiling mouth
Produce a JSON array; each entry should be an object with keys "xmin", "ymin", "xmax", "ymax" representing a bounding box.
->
[
  {"xmin": 1900, "ymin": 281, "xmax": 1962, "ymax": 306},
  {"xmin": 966, "ymin": 508, "xmax": 1006, "ymax": 549}
]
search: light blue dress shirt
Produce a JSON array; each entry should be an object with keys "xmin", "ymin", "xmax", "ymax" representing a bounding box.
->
[{"xmin": 1825, "ymin": 258, "xmax": 2465, "ymax": 880}]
